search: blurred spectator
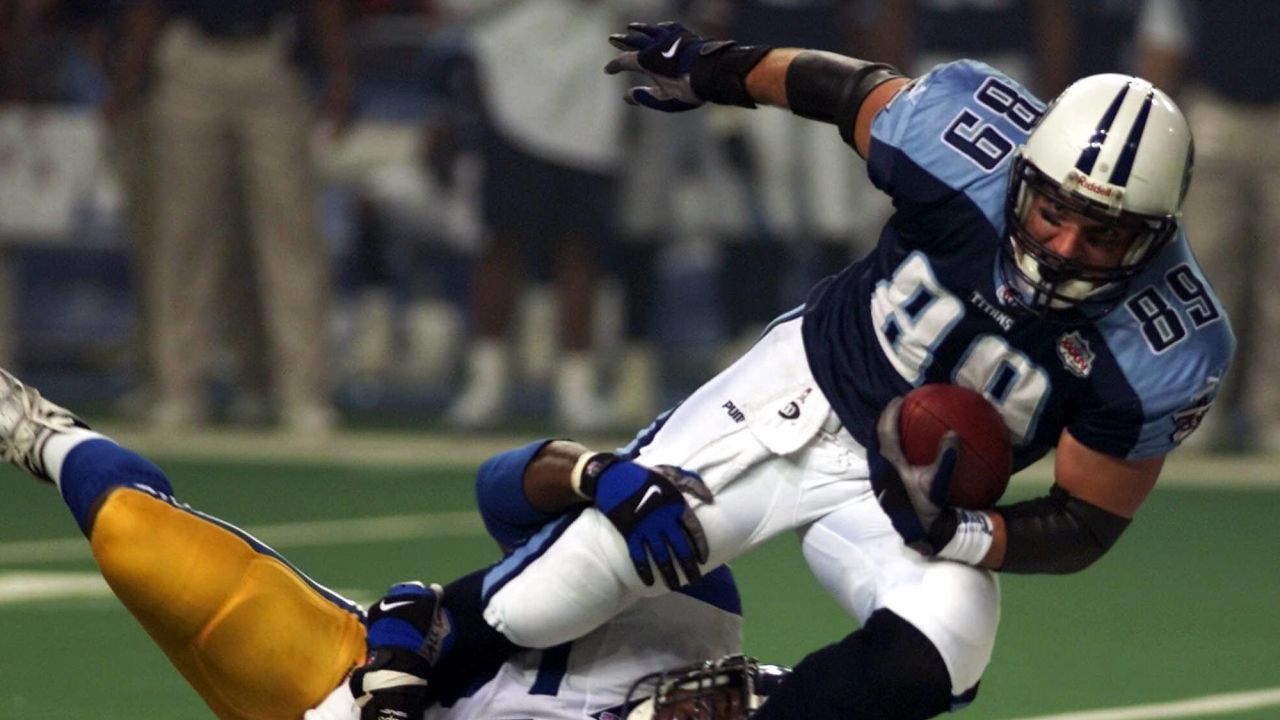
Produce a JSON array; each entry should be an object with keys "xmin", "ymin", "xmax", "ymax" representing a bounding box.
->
[
  {"xmin": 725, "ymin": 0, "xmax": 891, "ymax": 354},
  {"xmin": 1138, "ymin": 0, "xmax": 1280, "ymax": 452},
  {"xmin": 323, "ymin": 5, "xmax": 481, "ymax": 388},
  {"xmin": 440, "ymin": 0, "xmax": 663, "ymax": 432},
  {"xmin": 109, "ymin": 0, "xmax": 353, "ymax": 434},
  {"xmin": 611, "ymin": 0, "xmax": 755, "ymax": 424},
  {"xmin": 873, "ymin": 0, "xmax": 1072, "ymax": 96}
]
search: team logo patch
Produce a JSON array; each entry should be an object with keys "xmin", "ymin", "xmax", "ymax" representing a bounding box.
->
[
  {"xmin": 996, "ymin": 283, "xmax": 1021, "ymax": 306},
  {"xmin": 1170, "ymin": 379, "xmax": 1218, "ymax": 444},
  {"xmin": 1057, "ymin": 331, "xmax": 1095, "ymax": 378}
]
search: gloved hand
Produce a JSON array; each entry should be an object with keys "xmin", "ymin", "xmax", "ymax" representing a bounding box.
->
[
  {"xmin": 604, "ymin": 21, "xmax": 717, "ymax": 111},
  {"xmin": 575, "ymin": 453, "xmax": 714, "ymax": 589},
  {"xmin": 349, "ymin": 581, "xmax": 453, "ymax": 720},
  {"xmin": 869, "ymin": 397, "xmax": 962, "ymax": 555}
]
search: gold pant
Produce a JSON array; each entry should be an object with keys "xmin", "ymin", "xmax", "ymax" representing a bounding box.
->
[{"xmin": 90, "ymin": 488, "xmax": 367, "ymax": 719}]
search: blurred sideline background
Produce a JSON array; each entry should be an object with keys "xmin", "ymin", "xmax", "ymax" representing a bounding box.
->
[{"xmin": 1, "ymin": 0, "xmax": 1279, "ymax": 718}]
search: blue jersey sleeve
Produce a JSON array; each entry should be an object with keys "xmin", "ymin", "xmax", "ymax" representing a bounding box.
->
[
  {"xmin": 867, "ymin": 60, "xmax": 1044, "ymax": 234},
  {"xmin": 1071, "ymin": 237, "xmax": 1236, "ymax": 459}
]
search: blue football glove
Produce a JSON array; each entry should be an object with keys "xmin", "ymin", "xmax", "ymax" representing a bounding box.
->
[
  {"xmin": 869, "ymin": 397, "xmax": 962, "ymax": 556},
  {"xmin": 576, "ymin": 453, "xmax": 714, "ymax": 589},
  {"xmin": 349, "ymin": 581, "xmax": 454, "ymax": 720},
  {"xmin": 604, "ymin": 21, "xmax": 717, "ymax": 112}
]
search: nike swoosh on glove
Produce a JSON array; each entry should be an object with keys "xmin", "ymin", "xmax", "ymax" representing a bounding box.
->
[
  {"xmin": 576, "ymin": 453, "xmax": 714, "ymax": 589},
  {"xmin": 604, "ymin": 21, "xmax": 726, "ymax": 111},
  {"xmin": 349, "ymin": 581, "xmax": 454, "ymax": 720}
]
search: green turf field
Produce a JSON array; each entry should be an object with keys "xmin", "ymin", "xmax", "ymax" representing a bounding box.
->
[{"xmin": 1, "ymin": 441, "xmax": 1277, "ymax": 719}]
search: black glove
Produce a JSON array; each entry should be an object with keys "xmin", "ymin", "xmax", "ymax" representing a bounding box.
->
[
  {"xmin": 575, "ymin": 453, "xmax": 714, "ymax": 589},
  {"xmin": 604, "ymin": 21, "xmax": 770, "ymax": 112},
  {"xmin": 349, "ymin": 581, "xmax": 453, "ymax": 720},
  {"xmin": 605, "ymin": 21, "xmax": 712, "ymax": 111},
  {"xmin": 869, "ymin": 397, "xmax": 962, "ymax": 556}
]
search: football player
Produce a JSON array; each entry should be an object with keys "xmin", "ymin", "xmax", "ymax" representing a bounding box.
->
[
  {"xmin": 0, "ymin": 368, "xmax": 745, "ymax": 719},
  {"xmin": 332, "ymin": 20, "xmax": 1234, "ymax": 720}
]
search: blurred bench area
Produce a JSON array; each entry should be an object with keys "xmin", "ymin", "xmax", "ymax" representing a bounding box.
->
[{"xmin": 0, "ymin": 0, "xmax": 1276, "ymax": 452}]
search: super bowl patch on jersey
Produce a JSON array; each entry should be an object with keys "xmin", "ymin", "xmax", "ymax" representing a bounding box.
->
[{"xmin": 1057, "ymin": 331, "xmax": 1095, "ymax": 378}]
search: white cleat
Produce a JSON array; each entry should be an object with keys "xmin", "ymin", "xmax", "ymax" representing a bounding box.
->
[{"xmin": 0, "ymin": 369, "xmax": 88, "ymax": 483}]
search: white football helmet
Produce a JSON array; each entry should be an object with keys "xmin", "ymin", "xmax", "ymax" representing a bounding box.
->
[
  {"xmin": 1003, "ymin": 73, "xmax": 1193, "ymax": 313},
  {"xmin": 624, "ymin": 655, "xmax": 789, "ymax": 720}
]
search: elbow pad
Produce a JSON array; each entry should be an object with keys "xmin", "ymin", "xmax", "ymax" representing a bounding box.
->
[
  {"xmin": 784, "ymin": 51, "xmax": 902, "ymax": 147},
  {"xmin": 475, "ymin": 439, "xmax": 557, "ymax": 548},
  {"xmin": 998, "ymin": 485, "xmax": 1131, "ymax": 574}
]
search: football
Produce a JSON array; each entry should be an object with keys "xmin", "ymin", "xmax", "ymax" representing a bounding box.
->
[{"xmin": 898, "ymin": 384, "xmax": 1013, "ymax": 509}]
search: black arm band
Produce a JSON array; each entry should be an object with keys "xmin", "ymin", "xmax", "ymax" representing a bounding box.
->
[
  {"xmin": 997, "ymin": 484, "xmax": 1131, "ymax": 574},
  {"xmin": 784, "ymin": 51, "xmax": 902, "ymax": 147},
  {"xmin": 690, "ymin": 42, "xmax": 773, "ymax": 108}
]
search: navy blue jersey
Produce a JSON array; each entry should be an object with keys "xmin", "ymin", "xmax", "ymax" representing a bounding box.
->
[{"xmin": 802, "ymin": 61, "xmax": 1234, "ymax": 469}]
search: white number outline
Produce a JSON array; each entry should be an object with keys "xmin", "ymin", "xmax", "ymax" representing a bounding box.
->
[{"xmin": 873, "ymin": 254, "xmax": 1050, "ymax": 443}]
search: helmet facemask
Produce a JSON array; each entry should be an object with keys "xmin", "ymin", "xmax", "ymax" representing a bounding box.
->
[
  {"xmin": 1001, "ymin": 153, "xmax": 1179, "ymax": 316},
  {"xmin": 624, "ymin": 655, "xmax": 789, "ymax": 720},
  {"xmin": 998, "ymin": 74, "xmax": 1192, "ymax": 318}
]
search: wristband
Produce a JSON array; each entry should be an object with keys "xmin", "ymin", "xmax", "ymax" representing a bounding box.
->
[
  {"xmin": 690, "ymin": 42, "xmax": 773, "ymax": 108},
  {"xmin": 934, "ymin": 509, "xmax": 994, "ymax": 565},
  {"xmin": 570, "ymin": 451, "xmax": 616, "ymax": 500}
]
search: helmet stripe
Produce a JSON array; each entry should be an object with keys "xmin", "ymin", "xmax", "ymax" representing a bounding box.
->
[
  {"xmin": 1108, "ymin": 88, "xmax": 1155, "ymax": 186},
  {"xmin": 1074, "ymin": 83, "xmax": 1130, "ymax": 174}
]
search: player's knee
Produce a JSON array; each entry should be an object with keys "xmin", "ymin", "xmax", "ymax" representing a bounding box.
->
[
  {"xmin": 849, "ymin": 610, "xmax": 958, "ymax": 717},
  {"xmin": 756, "ymin": 609, "xmax": 956, "ymax": 720},
  {"xmin": 886, "ymin": 562, "xmax": 999, "ymax": 695}
]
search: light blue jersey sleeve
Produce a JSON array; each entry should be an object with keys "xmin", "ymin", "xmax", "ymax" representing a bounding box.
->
[
  {"xmin": 1084, "ymin": 234, "xmax": 1235, "ymax": 459},
  {"xmin": 867, "ymin": 60, "xmax": 1045, "ymax": 230}
]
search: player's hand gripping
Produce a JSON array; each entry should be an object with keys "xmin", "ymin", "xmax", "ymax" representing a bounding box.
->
[
  {"xmin": 870, "ymin": 397, "xmax": 965, "ymax": 556},
  {"xmin": 349, "ymin": 581, "xmax": 453, "ymax": 720},
  {"xmin": 604, "ymin": 21, "xmax": 717, "ymax": 111},
  {"xmin": 575, "ymin": 453, "xmax": 714, "ymax": 589}
]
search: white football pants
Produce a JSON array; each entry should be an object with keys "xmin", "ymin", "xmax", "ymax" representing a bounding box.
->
[{"xmin": 482, "ymin": 315, "xmax": 1000, "ymax": 694}]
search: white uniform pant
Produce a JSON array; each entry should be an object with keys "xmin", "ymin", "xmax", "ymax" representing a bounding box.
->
[{"xmin": 483, "ymin": 316, "xmax": 1000, "ymax": 694}]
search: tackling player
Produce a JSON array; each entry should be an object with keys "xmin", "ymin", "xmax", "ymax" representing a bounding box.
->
[
  {"xmin": 325, "ymin": 21, "xmax": 1234, "ymax": 720},
  {"xmin": 0, "ymin": 368, "xmax": 759, "ymax": 719}
]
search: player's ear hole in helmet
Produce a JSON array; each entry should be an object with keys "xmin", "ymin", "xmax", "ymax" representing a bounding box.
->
[
  {"xmin": 1000, "ymin": 74, "xmax": 1193, "ymax": 315},
  {"xmin": 624, "ymin": 655, "xmax": 790, "ymax": 720}
]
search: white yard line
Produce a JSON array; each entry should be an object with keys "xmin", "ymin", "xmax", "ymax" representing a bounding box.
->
[
  {"xmin": 0, "ymin": 570, "xmax": 380, "ymax": 609},
  {"xmin": 85, "ymin": 424, "xmax": 1280, "ymax": 490},
  {"xmin": 0, "ymin": 510, "xmax": 486, "ymax": 566},
  {"xmin": 1007, "ymin": 688, "xmax": 1280, "ymax": 720},
  {"xmin": 0, "ymin": 571, "xmax": 111, "ymax": 604}
]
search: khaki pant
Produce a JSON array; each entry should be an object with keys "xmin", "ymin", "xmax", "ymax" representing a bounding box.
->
[
  {"xmin": 1181, "ymin": 87, "xmax": 1280, "ymax": 437},
  {"xmin": 149, "ymin": 21, "xmax": 331, "ymax": 417}
]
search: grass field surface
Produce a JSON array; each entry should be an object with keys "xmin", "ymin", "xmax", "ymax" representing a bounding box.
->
[{"xmin": 0, "ymin": 431, "xmax": 1277, "ymax": 719}]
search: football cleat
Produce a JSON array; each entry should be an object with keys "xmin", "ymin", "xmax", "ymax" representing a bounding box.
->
[{"xmin": 0, "ymin": 368, "xmax": 89, "ymax": 483}]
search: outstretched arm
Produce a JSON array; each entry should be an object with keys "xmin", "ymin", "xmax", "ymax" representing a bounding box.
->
[{"xmin": 605, "ymin": 22, "xmax": 910, "ymax": 157}]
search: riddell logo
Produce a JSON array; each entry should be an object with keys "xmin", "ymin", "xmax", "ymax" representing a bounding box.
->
[{"xmin": 1075, "ymin": 174, "xmax": 1116, "ymax": 198}]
